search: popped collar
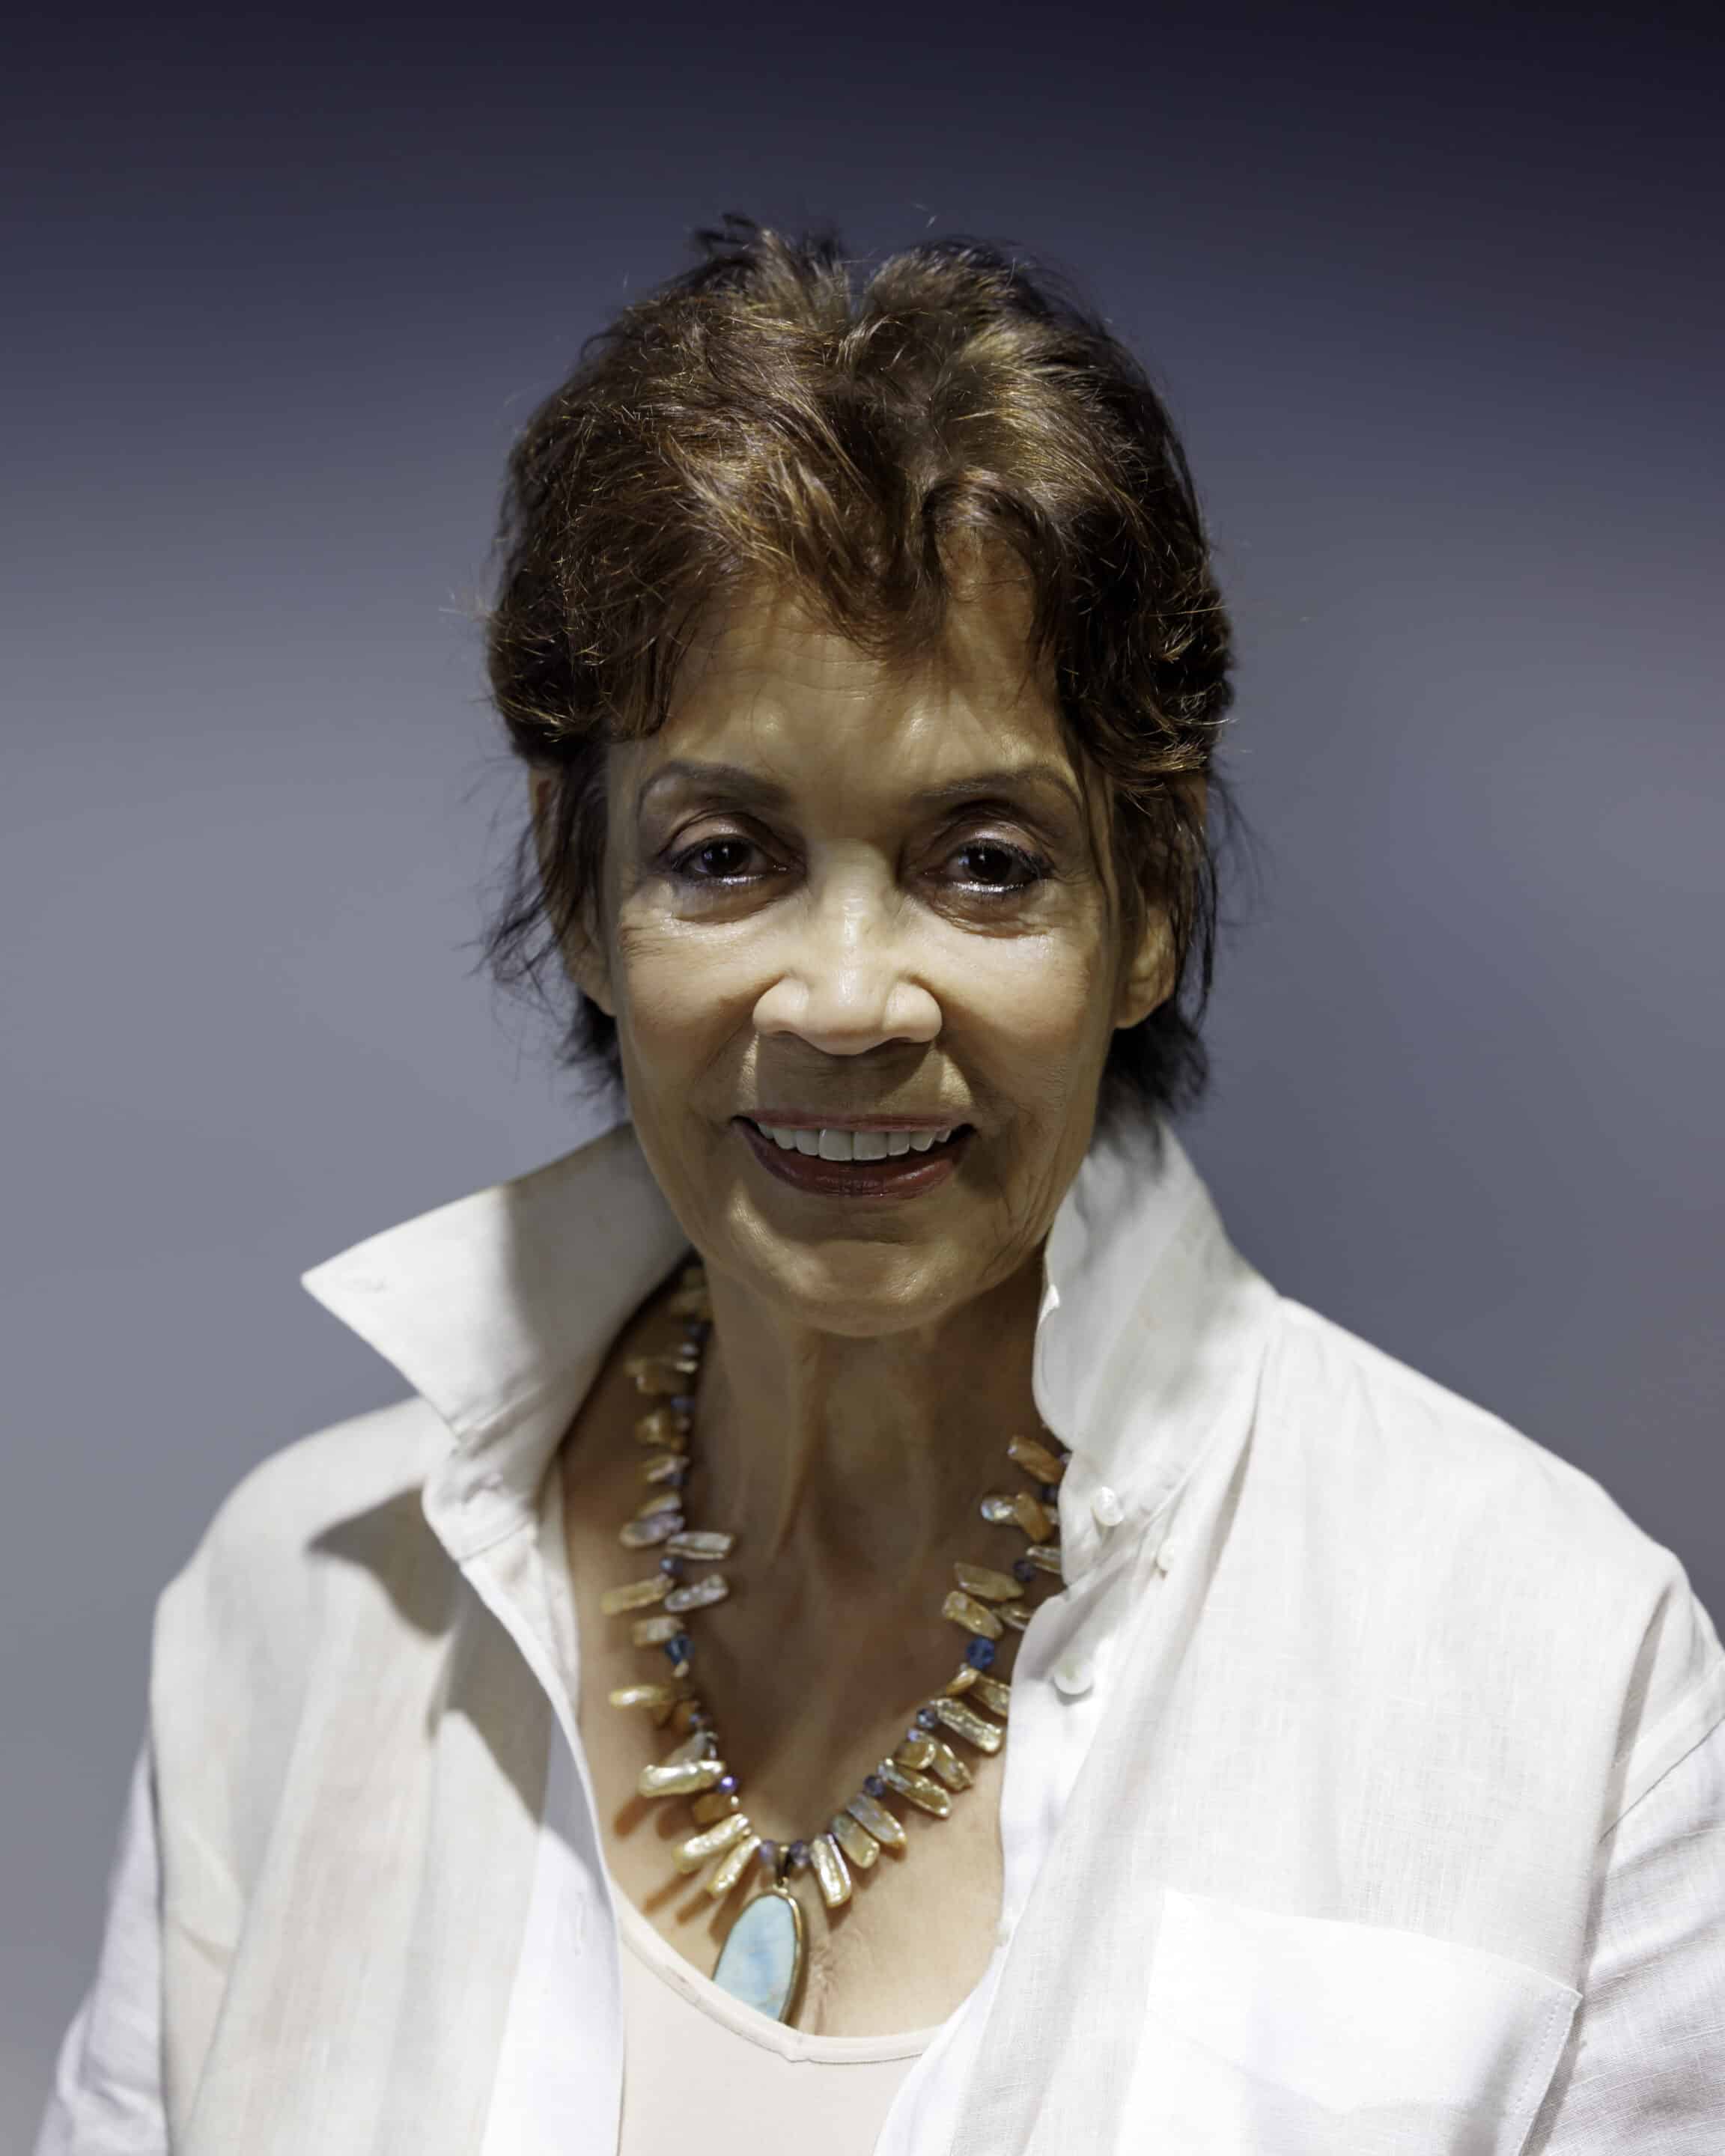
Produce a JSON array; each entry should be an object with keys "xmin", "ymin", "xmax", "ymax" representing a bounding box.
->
[{"xmin": 299, "ymin": 1111, "xmax": 1277, "ymax": 1590}]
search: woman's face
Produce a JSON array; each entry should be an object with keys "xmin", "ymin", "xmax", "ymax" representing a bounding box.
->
[{"xmin": 563, "ymin": 573, "xmax": 1171, "ymax": 1336}]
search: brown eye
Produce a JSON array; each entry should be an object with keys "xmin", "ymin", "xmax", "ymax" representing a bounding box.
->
[
  {"xmin": 941, "ymin": 840, "xmax": 1048, "ymax": 892},
  {"xmin": 671, "ymin": 837, "xmax": 767, "ymax": 883}
]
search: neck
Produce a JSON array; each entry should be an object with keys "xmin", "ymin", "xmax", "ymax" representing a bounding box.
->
[{"xmin": 696, "ymin": 1252, "xmax": 1047, "ymax": 1589}]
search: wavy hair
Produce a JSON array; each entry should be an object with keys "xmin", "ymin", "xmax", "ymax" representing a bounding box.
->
[{"xmin": 482, "ymin": 214, "xmax": 1236, "ymax": 1122}]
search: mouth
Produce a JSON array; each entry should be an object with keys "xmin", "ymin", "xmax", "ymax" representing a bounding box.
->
[{"xmin": 733, "ymin": 1115, "xmax": 973, "ymax": 1200}]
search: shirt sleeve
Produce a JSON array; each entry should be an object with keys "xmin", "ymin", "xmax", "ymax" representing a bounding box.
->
[
  {"xmin": 1524, "ymin": 1691, "xmax": 1725, "ymax": 2152},
  {"xmin": 34, "ymin": 1732, "xmax": 168, "ymax": 2156}
]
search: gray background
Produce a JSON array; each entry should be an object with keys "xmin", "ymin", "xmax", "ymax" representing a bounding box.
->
[{"xmin": 4, "ymin": 0, "xmax": 1720, "ymax": 2129}]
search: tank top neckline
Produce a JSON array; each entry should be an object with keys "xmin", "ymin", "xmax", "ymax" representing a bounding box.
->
[{"xmin": 615, "ymin": 1889, "xmax": 945, "ymax": 2064}]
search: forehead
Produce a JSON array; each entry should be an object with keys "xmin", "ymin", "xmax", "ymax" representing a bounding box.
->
[{"xmin": 633, "ymin": 573, "xmax": 1073, "ymax": 792}]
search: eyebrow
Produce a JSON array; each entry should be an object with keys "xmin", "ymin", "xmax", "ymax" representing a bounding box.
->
[{"xmin": 634, "ymin": 758, "xmax": 1086, "ymax": 820}]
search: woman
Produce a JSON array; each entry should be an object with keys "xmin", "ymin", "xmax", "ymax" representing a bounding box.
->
[{"xmin": 39, "ymin": 218, "xmax": 1724, "ymax": 2155}]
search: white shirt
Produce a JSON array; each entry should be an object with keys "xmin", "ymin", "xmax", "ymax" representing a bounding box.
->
[{"xmin": 35, "ymin": 1115, "xmax": 1725, "ymax": 2154}]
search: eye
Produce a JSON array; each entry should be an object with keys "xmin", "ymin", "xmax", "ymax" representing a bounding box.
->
[
  {"xmin": 667, "ymin": 834, "xmax": 772, "ymax": 886},
  {"xmin": 938, "ymin": 839, "xmax": 1050, "ymax": 895}
]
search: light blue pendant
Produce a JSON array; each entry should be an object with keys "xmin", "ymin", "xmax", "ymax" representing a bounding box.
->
[{"xmin": 711, "ymin": 1885, "xmax": 806, "ymax": 2021}]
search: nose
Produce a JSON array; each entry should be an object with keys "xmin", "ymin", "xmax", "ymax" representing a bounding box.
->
[{"xmin": 750, "ymin": 877, "xmax": 941, "ymax": 1056}]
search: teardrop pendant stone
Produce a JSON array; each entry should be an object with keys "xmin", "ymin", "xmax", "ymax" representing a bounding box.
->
[{"xmin": 712, "ymin": 1887, "xmax": 804, "ymax": 2021}]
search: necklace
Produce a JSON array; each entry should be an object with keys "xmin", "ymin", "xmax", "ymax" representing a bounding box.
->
[{"xmin": 602, "ymin": 1258, "xmax": 1070, "ymax": 2024}]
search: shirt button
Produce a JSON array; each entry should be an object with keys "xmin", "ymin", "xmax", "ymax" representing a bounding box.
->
[
  {"xmin": 1053, "ymin": 1654, "xmax": 1095, "ymax": 1698},
  {"xmin": 1090, "ymin": 1484, "xmax": 1125, "ymax": 1529},
  {"xmin": 1155, "ymin": 1535, "xmax": 1181, "ymax": 1574}
]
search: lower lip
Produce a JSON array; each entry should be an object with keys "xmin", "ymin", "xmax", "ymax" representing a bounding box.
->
[{"xmin": 735, "ymin": 1119, "xmax": 970, "ymax": 1200}]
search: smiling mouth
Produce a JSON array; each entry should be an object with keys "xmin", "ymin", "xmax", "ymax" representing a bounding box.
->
[
  {"xmin": 732, "ymin": 1115, "xmax": 973, "ymax": 1199},
  {"xmin": 742, "ymin": 1118, "xmax": 967, "ymax": 1161}
]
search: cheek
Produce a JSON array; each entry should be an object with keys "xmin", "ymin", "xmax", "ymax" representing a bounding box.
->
[
  {"xmin": 611, "ymin": 916, "xmax": 750, "ymax": 1054},
  {"xmin": 969, "ymin": 928, "xmax": 1115, "ymax": 1053}
]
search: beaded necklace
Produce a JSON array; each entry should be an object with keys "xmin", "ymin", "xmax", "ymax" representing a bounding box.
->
[{"xmin": 603, "ymin": 1258, "xmax": 1070, "ymax": 2024}]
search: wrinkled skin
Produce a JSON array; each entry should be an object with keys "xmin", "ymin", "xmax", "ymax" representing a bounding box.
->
[{"xmin": 551, "ymin": 569, "xmax": 1172, "ymax": 1350}]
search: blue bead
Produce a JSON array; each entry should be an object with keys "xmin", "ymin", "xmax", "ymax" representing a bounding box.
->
[
  {"xmin": 756, "ymin": 1839, "xmax": 778, "ymax": 1869},
  {"xmin": 1012, "ymin": 1556, "xmax": 1036, "ymax": 1584},
  {"xmin": 916, "ymin": 1705, "xmax": 940, "ymax": 1730},
  {"xmin": 664, "ymin": 1633, "xmax": 693, "ymax": 1662},
  {"xmin": 669, "ymin": 1464, "xmax": 690, "ymax": 1487},
  {"xmin": 669, "ymin": 1394, "xmax": 696, "ymax": 1413},
  {"xmin": 966, "ymin": 1637, "xmax": 997, "ymax": 1670},
  {"xmin": 717, "ymin": 1773, "xmax": 737, "ymax": 1795},
  {"xmin": 1041, "ymin": 1483, "xmax": 1059, "ymax": 1504},
  {"xmin": 863, "ymin": 1773, "xmax": 887, "ymax": 1798},
  {"xmin": 659, "ymin": 1555, "xmax": 682, "ymax": 1576},
  {"xmin": 788, "ymin": 1840, "xmax": 810, "ymax": 1871}
]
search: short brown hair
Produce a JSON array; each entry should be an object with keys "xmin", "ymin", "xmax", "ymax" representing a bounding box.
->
[{"xmin": 482, "ymin": 215, "xmax": 1235, "ymax": 1123}]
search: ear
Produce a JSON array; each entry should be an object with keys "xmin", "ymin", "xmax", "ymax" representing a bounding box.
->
[
  {"xmin": 1115, "ymin": 908, "xmax": 1176, "ymax": 1032},
  {"xmin": 528, "ymin": 770, "xmax": 615, "ymax": 1017},
  {"xmin": 1113, "ymin": 772, "xmax": 1208, "ymax": 1031}
]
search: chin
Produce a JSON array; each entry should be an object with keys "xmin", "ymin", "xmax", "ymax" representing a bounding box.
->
[{"xmin": 723, "ymin": 1221, "xmax": 973, "ymax": 1336}]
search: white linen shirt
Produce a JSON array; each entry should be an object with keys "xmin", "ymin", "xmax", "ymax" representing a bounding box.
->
[{"xmin": 36, "ymin": 1114, "xmax": 1725, "ymax": 2154}]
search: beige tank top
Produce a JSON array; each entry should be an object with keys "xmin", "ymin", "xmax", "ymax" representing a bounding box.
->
[{"xmin": 616, "ymin": 1892, "xmax": 938, "ymax": 2152}]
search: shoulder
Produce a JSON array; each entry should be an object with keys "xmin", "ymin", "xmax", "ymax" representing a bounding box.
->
[
  {"xmin": 152, "ymin": 1395, "xmax": 452, "ymax": 1675},
  {"xmin": 1260, "ymin": 1295, "xmax": 1725, "ymax": 1811},
  {"xmin": 213, "ymin": 1392, "xmax": 445, "ymax": 1535},
  {"xmin": 1266, "ymin": 1295, "xmax": 1652, "ymax": 1541}
]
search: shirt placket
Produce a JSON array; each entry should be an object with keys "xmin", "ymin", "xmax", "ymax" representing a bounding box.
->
[{"xmin": 424, "ymin": 1459, "xmax": 630, "ymax": 2156}]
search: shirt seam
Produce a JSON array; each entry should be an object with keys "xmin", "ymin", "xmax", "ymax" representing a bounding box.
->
[{"xmin": 1598, "ymin": 1656, "xmax": 1725, "ymax": 1841}]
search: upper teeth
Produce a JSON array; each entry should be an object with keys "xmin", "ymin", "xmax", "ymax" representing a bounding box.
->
[{"xmin": 752, "ymin": 1123, "xmax": 957, "ymax": 1161}]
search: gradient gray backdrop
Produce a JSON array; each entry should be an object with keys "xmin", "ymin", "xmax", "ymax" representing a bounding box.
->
[{"xmin": 5, "ymin": 1, "xmax": 1721, "ymax": 2130}]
